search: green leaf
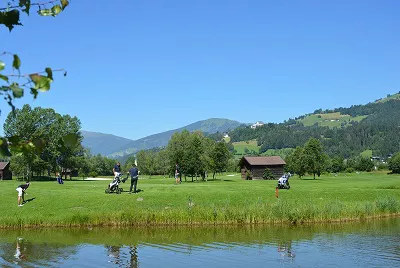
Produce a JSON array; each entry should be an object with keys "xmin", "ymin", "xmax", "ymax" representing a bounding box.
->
[
  {"xmin": 63, "ymin": 133, "xmax": 79, "ymax": 149},
  {"xmin": 29, "ymin": 74, "xmax": 52, "ymax": 92},
  {"xmin": 0, "ymin": 10, "xmax": 22, "ymax": 31},
  {"xmin": 45, "ymin": 67, "xmax": 53, "ymax": 80},
  {"xmin": 0, "ymin": 74, "xmax": 9, "ymax": 82},
  {"xmin": 19, "ymin": 0, "xmax": 31, "ymax": 15},
  {"xmin": 13, "ymin": 54, "xmax": 21, "ymax": 70},
  {"xmin": 51, "ymin": 5, "xmax": 62, "ymax": 17},
  {"xmin": 0, "ymin": 60, "xmax": 5, "ymax": 71},
  {"xmin": 32, "ymin": 137, "xmax": 46, "ymax": 152},
  {"xmin": 30, "ymin": 87, "xmax": 38, "ymax": 98},
  {"xmin": 0, "ymin": 138, "xmax": 11, "ymax": 157},
  {"xmin": 38, "ymin": 9, "xmax": 53, "ymax": 16},
  {"xmin": 10, "ymin": 83, "xmax": 24, "ymax": 98},
  {"xmin": 61, "ymin": 0, "xmax": 69, "ymax": 11}
]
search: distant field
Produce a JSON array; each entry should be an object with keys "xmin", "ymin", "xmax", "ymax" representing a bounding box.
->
[
  {"xmin": 232, "ymin": 140, "xmax": 260, "ymax": 155},
  {"xmin": 299, "ymin": 112, "xmax": 367, "ymax": 128},
  {"xmin": 361, "ymin": 150, "xmax": 373, "ymax": 158}
]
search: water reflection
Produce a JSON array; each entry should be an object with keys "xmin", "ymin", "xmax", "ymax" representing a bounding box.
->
[
  {"xmin": 0, "ymin": 218, "xmax": 399, "ymax": 267},
  {"xmin": 14, "ymin": 237, "xmax": 28, "ymax": 264},
  {"xmin": 278, "ymin": 240, "xmax": 295, "ymax": 259}
]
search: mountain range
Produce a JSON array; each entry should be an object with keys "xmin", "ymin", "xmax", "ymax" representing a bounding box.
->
[
  {"xmin": 82, "ymin": 92, "xmax": 400, "ymax": 160},
  {"xmin": 82, "ymin": 118, "xmax": 243, "ymax": 158}
]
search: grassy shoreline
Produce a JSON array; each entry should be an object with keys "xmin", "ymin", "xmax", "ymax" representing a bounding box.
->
[{"xmin": 1, "ymin": 172, "xmax": 399, "ymax": 228}]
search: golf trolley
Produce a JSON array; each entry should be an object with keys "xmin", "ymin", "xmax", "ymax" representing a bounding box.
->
[{"xmin": 105, "ymin": 173, "xmax": 128, "ymax": 194}]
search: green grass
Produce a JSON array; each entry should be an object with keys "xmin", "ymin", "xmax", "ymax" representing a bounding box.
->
[
  {"xmin": 361, "ymin": 150, "xmax": 373, "ymax": 158},
  {"xmin": 299, "ymin": 112, "xmax": 367, "ymax": 128},
  {"xmin": 1, "ymin": 172, "xmax": 399, "ymax": 228},
  {"xmin": 232, "ymin": 140, "xmax": 260, "ymax": 155}
]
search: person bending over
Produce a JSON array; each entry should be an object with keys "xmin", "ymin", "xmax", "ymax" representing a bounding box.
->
[{"xmin": 16, "ymin": 181, "xmax": 30, "ymax": 207}]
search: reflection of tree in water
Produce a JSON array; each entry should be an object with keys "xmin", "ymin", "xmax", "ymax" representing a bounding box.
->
[
  {"xmin": 107, "ymin": 245, "xmax": 121, "ymax": 264},
  {"xmin": 128, "ymin": 246, "xmax": 138, "ymax": 268},
  {"xmin": 0, "ymin": 237, "xmax": 78, "ymax": 266},
  {"xmin": 278, "ymin": 240, "xmax": 295, "ymax": 259},
  {"xmin": 106, "ymin": 244, "xmax": 139, "ymax": 267}
]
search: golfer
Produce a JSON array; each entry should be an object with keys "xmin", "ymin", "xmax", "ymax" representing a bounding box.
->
[
  {"xmin": 128, "ymin": 164, "xmax": 139, "ymax": 194},
  {"xmin": 16, "ymin": 181, "xmax": 30, "ymax": 207}
]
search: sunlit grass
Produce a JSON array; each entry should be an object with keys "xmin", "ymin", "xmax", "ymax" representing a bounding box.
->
[{"xmin": 0, "ymin": 172, "xmax": 399, "ymax": 227}]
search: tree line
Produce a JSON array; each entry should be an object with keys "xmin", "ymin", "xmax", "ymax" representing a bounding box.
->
[
  {"xmin": 4, "ymin": 105, "xmax": 238, "ymax": 180},
  {"xmin": 135, "ymin": 130, "xmax": 237, "ymax": 180}
]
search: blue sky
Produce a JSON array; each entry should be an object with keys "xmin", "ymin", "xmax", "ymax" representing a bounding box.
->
[{"xmin": 2, "ymin": 0, "xmax": 399, "ymax": 140}]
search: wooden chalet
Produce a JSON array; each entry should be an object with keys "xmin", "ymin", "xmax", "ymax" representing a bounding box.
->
[
  {"xmin": 0, "ymin": 161, "xmax": 12, "ymax": 180},
  {"xmin": 239, "ymin": 156, "xmax": 285, "ymax": 180}
]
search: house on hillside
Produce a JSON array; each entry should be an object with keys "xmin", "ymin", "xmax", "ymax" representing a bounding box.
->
[
  {"xmin": 239, "ymin": 156, "xmax": 285, "ymax": 180},
  {"xmin": 0, "ymin": 161, "xmax": 12, "ymax": 180},
  {"xmin": 251, "ymin": 121, "xmax": 264, "ymax": 129}
]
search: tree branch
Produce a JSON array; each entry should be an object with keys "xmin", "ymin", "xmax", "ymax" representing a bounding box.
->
[
  {"xmin": 0, "ymin": 0, "xmax": 60, "ymax": 11},
  {"xmin": 4, "ymin": 69, "xmax": 65, "ymax": 78}
]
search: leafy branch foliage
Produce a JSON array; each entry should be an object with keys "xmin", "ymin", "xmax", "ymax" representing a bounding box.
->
[{"xmin": 0, "ymin": 0, "xmax": 69, "ymax": 156}]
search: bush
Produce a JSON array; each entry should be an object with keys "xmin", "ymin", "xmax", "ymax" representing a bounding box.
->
[
  {"xmin": 377, "ymin": 162, "xmax": 388, "ymax": 171},
  {"xmin": 358, "ymin": 157, "xmax": 374, "ymax": 172},
  {"xmin": 88, "ymin": 171, "xmax": 98, "ymax": 178},
  {"xmin": 246, "ymin": 170, "xmax": 251, "ymax": 180},
  {"xmin": 262, "ymin": 168, "xmax": 275, "ymax": 180},
  {"xmin": 346, "ymin": 167, "xmax": 354, "ymax": 173},
  {"xmin": 388, "ymin": 152, "xmax": 400, "ymax": 174}
]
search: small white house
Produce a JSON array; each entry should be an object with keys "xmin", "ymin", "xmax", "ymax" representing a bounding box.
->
[{"xmin": 251, "ymin": 121, "xmax": 264, "ymax": 129}]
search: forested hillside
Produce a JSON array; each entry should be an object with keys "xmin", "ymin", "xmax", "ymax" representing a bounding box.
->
[{"xmin": 228, "ymin": 94, "xmax": 400, "ymax": 158}]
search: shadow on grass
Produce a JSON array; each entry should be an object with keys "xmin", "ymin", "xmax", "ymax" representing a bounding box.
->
[
  {"xmin": 22, "ymin": 197, "xmax": 36, "ymax": 204},
  {"xmin": 120, "ymin": 189, "xmax": 144, "ymax": 194}
]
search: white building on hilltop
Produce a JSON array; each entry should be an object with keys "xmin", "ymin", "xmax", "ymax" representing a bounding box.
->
[{"xmin": 251, "ymin": 121, "xmax": 264, "ymax": 129}]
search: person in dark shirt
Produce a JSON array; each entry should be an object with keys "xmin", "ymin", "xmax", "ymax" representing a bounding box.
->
[
  {"xmin": 113, "ymin": 161, "xmax": 121, "ymax": 179},
  {"xmin": 56, "ymin": 172, "xmax": 64, "ymax": 184},
  {"xmin": 16, "ymin": 181, "xmax": 30, "ymax": 207},
  {"xmin": 128, "ymin": 164, "xmax": 139, "ymax": 194}
]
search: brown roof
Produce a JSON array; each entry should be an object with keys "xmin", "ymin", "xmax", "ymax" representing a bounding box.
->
[
  {"xmin": 243, "ymin": 156, "xmax": 286, "ymax": 166},
  {"xmin": 0, "ymin": 162, "xmax": 9, "ymax": 170}
]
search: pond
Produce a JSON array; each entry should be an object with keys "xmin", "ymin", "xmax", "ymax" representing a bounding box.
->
[{"xmin": 0, "ymin": 218, "xmax": 399, "ymax": 267}]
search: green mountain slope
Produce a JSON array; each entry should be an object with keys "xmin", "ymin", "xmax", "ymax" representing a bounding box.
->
[{"xmin": 229, "ymin": 92, "xmax": 400, "ymax": 158}]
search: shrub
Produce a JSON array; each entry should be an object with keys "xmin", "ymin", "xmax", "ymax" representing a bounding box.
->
[
  {"xmin": 88, "ymin": 171, "xmax": 98, "ymax": 178},
  {"xmin": 246, "ymin": 170, "xmax": 252, "ymax": 180},
  {"xmin": 262, "ymin": 168, "xmax": 275, "ymax": 180},
  {"xmin": 388, "ymin": 152, "xmax": 400, "ymax": 173},
  {"xmin": 377, "ymin": 162, "xmax": 388, "ymax": 171}
]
